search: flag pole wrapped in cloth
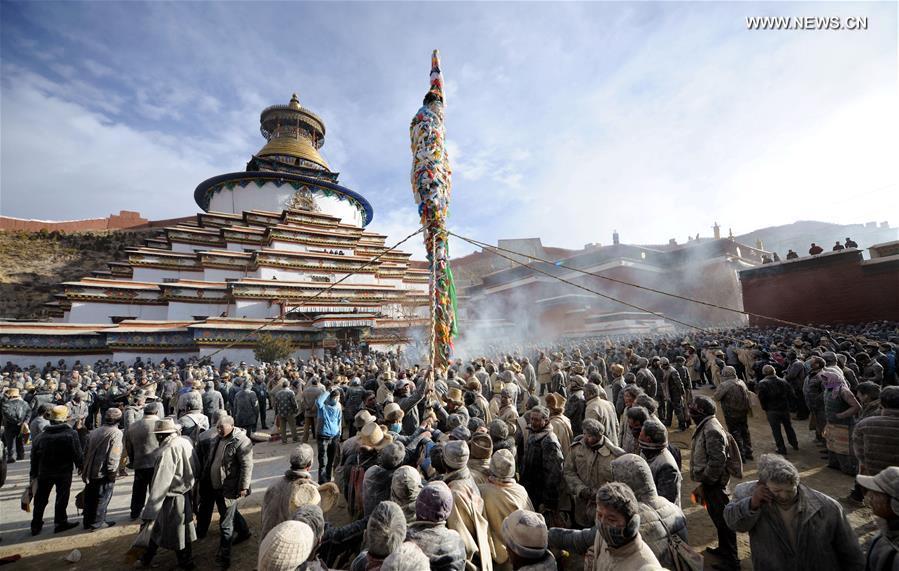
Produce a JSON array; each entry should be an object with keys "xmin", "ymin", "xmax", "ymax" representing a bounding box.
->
[{"xmin": 411, "ymin": 50, "xmax": 458, "ymax": 372}]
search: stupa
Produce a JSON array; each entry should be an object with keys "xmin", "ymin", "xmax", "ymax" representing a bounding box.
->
[{"xmin": 0, "ymin": 94, "xmax": 429, "ymax": 366}]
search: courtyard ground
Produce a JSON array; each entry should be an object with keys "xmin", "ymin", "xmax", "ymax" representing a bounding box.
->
[{"xmin": 0, "ymin": 389, "xmax": 878, "ymax": 570}]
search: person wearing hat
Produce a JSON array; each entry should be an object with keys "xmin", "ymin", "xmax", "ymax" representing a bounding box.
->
[
  {"xmin": 545, "ymin": 393, "xmax": 573, "ymax": 455},
  {"xmin": 520, "ymin": 406, "xmax": 564, "ymax": 517},
  {"xmin": 273, "ymin": 379, "xmax": 300, "ymax": 445},
  {"xmin": 362, "ymin": 442, "xmax": 406, "ymax": 516},
  {"xmin": 125, "ymin": 403, "xmax": 161, "ymax": 519},
  {"xmin": 66, "ymin": 389, "xmax": 90, "ymax": 451},
  {"xmin": 633, "ymin": 358, "xmax": 658, "ymax": 399},
  {"xmin": 28, "ymin": 403, "xmax": 52, "ymax": 442},
  {"xmin": 858, "ymin": 352, "xmax": 885, "ymax": 385},
  {"xmin": 714, "ymin": 365, "xmax": 754, "ymax": 462},
  {"xmin": 202, "ymin": 414, "xmax": 254, "ymax": 568},
  {"xmin": 176, "ymin": 380, "xmax": 204, "ymax": 419},
  {"xmin": 501, "ymin": 509, "xmax": 556, "ymax": 570},
  {"xmin": 250, "ymin": 375, "xmax": 270, "ymax": 431},
  {"xmin": 480, "ymin": 449, "xmax": 533, "ymax": 569},
  {"xmin": 232, "ymin": 380, "xmax": 259, "ymax": 436},
  {"xmin": 467, "ymin": 432, "xmax": 493, "ymax": 484},
  {"xmin": 350, "ymin": 500, "xmax": 407, "ymax": 571},
  {"xmin": 857, "ymin": 466, "xmax": 899, "ymax": 570},
  {"xmin": 638, "ymin": 418, "xmax": 681, "ymax": 507},
  {"xmin": 202, "ymin": 381, "xmax": 225, "ymax": 427},
  {"xmin": 434, "ymin": 440, "xmax": 493, "ymax": 571},
  {"xmin": 383, "ymin": 401, "xmax": 405, "ymax": 434},
  {"xmin": 380, "ymin": 542, "xmax": 431, "ymax": 571},
  {"xmin": 334, "ymin": 410, "xmax": 375, "ymax": 501},
  {"xmin": 390, "ymin": 465, "xmax": 423, "ymax": 524},
  {"xmin": 2, "ymin": 387, "xmax": 30, "ymax": 463},
  {"xmin": 257, "ymin": 520, "xmax": 314, "ymax": 571},
  {"xmin": 563, "ymin": 418, "xmax": 624, "ymax": 527},
  {"xmin": 81, "ymin": 407, "xmax": 124, "ymax": 530},
  {"xmin": 260, "ymin": 444, "xmax": 317, "ymax": 542},
  {"xmin": 724, "ymin": 453, "xmax": 864, "ymax": 571},
  {"xmin": 688, "ymin": 395, "xmax": 738, "ymax": 569},
  {"xmin": 406, "ymin": 480, "xmax": 467, "ymax": 571},
  {"xmin": 784, "ymin": 350, "xmax": 810, "ymax": 420},
  {"xmin": 584, "ymin": 383, "xmax": 620, "ymax": 444},
  {"xmin": 610, "ymin": 454, "xmax": 687, "ymax": 568},
  {"xmin": 29, "ymin": 404, "xmax": 82, "ymax": 535},
  {"xmin": 537, "ymin": 352, "xmax": 552, "ymax": 397}
]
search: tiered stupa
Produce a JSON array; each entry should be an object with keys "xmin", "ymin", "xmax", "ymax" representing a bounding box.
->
[{"xmin": 0, "ymin": 94, "xmax": 429, "ymax": 366}]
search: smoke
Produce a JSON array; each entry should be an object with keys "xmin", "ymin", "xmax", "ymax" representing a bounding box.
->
[{"xmin": 449, "ymin": 238, "xmax": 753, "ymax": 358}]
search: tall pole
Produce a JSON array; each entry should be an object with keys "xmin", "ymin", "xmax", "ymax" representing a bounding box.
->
[{"xmin": 410, "ymin": 50, "xmax": 457, "ymax": 373}]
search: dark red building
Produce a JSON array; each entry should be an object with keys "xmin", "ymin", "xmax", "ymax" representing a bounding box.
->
[{"xmin": 739, "ymin": 241, "xmax": 899, "ymax": 327}]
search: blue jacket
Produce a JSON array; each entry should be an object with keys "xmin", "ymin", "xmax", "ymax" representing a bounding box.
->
[{"xmin": 316, "ymin": 391, "xmax": 342, "ymax": 438}]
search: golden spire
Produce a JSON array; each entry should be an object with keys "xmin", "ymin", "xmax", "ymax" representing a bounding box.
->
[{"xmin": 289, "ymin": 93, "xmax": 301, "ymax": 110}]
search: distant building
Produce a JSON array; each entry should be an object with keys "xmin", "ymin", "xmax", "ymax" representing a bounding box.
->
[
  {"xmin": 457, "ymin": 234, "xmax": 766, "ymax": 341},
  {"xmin": 739, "ymin": 241, "xmax": 899, "ymax": 326}
]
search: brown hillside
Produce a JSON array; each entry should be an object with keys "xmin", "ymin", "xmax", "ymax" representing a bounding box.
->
[{"xmin": 0, "ymin": 230, "xmax": 153, "ymax": 320}]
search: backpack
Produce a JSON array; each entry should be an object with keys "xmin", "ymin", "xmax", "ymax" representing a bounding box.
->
[{"xmin": 725, "ymin": 432, "xmax": 744, "ymax": 478}]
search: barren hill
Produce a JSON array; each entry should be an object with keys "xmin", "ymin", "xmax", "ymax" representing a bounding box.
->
[{"xmin": 0, "ymin": 230, "xmax": 152, "ymax": 319}]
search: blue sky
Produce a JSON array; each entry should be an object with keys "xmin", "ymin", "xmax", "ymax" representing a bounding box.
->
[{"xmin": 1, "ymin": 1, "xmax": 896, "ymax": 259}]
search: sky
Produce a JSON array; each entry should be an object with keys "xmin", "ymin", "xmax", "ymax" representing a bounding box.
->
[{"xmin": 1, "ymin": 2, "xmax": 896, "ymax": 259}]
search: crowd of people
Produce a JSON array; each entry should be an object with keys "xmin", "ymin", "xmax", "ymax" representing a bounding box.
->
[{"xmin": 1, "ymin": 320, "xmax": 898, "ymax": 570}]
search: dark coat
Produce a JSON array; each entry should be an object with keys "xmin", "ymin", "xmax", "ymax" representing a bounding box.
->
[
  {"xmin": 853, "ymin": 408, "xmax": 899, "ymax": 475},
  {"xmin": 521, "ymin": 429, "xmax": 564, "ymax": 510},
  {"xmin": 724, "ymin": 481, "xmax": 864, "ymax": 571},
  {"xmin": 30, "ymin": 422, "xmax": 83, "ymax": 479},
  {"xmin": 757, "ymin": 375, "xmax": 795, "ymax": 413},
  {"xmin": 204, "ymin": 428, "xmax": 253, "ymax": 498}
]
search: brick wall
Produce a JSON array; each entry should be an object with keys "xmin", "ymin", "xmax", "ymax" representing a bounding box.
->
[{"xmin": 740, "ymin": 250, "xmax": 899, "ymax": 326}]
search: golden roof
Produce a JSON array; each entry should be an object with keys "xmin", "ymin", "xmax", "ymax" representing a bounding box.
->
[{"xmin": 257, "ymin": 135, "xmax": 330, "ymax": 170}]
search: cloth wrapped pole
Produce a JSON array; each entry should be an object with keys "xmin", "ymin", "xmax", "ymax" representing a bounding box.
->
[{"xmin": 410, "ymin": 49, "xmax": 458, "ymax": 371}]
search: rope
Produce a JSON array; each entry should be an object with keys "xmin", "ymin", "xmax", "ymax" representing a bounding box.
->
[
  {"xmin": 450, "ymin": 231, "xmax": 829, "ymax": 333},
  {"xmin": 450, "ymin": 232, "xmax": 709, "ymax": 332},
  {"xmin": 201, "ymin": 226, "xmax": 425, "ymax": 360}
]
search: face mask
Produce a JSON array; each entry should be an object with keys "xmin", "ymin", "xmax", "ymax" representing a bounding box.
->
[
  {"xmin": 598, "ymin": 515, "xmax": 639, "ymax": 548},
  {"xmin": 389, "ymin": 423, "xmax": 402, "ymax": 433}
]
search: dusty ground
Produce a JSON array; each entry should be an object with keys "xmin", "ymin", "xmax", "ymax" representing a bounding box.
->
[{"xmin": 0, "ymin": 393, "xmax": 877, "ymax": 570}]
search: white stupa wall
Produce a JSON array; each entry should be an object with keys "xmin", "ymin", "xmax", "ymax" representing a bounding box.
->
[
  {"xmin": 255, "ymin": 266, "xmax": 373, "ymax": 285},
  {"xmin": 207, "ymin": 183, "xmax": 365, "ymax": 227},
  {"xmin": 204, "ymin": 267, "xmax": 251, "ymax": 282},
  {"xmin": 132, "ymin": 267, "xmax": 203, "ymax": 282},
  {"xmin": 166, "ymin": 302, "xmax": 230, "ymax": 321},
  {"xmin": 233, "ymin": 299, "xmax": 280, "ymax": 319}
]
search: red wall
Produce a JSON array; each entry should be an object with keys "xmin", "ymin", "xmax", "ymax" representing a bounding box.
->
[
  {"xmin": 0, "ymin": 211, "xmax": 148, "ymax": 232},
  {"xmin": 740, "ymin": 250, "xmax": 899, "ymax": 326}
]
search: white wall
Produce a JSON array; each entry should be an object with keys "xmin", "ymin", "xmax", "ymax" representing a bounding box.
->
[
  {"xmin": 196, "ymin": 346, "xmax": 321, "ymax": 363},
  {"xmin": 111, "ymin": 350, "xmax": 197, "ymax": 364},
  {"xmin": 207, "ymin": 183, "xmax": 365, "ymax": 227},
  {"xmin": 166, "ymin": 302, "xmax": 230, "ymax": 321},
  {"xmin": 67, "ymin": 301, "xmax": 168, "ymax": 323},
  {"xmin": 204, "ymin": 267, "xmax": 250, "ymax": 282},
  {"xmin": 255, "ymin": 266, "xmax": 376, "ymax": 285},
  {"xmin": 233, "ymin": 300, "xmax": 280, "ymax": 319},
  {"xmin": 132, "ymin": 267, "xmax": 202, "ymax": 282}
]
